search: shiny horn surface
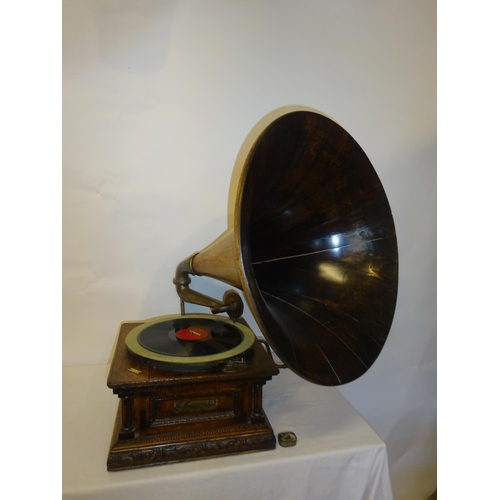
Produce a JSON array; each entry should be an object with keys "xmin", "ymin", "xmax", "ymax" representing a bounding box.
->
[{"xmin": 236, "ymin": 111, "xmax": 398, "ymax": 386}]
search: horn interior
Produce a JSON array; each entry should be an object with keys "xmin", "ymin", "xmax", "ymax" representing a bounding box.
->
[{"xmin": 236, "ymin": 111, "xmax": 398, "ymax": 386}]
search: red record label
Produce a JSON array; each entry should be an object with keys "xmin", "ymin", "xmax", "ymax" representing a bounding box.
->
[{"xmin": 175, "ymin": 327, "xmax": 209, "ymax": 341}]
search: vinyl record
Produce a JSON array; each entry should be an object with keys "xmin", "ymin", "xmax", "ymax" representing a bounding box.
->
[{"xmin": 125, "ymin": 313, "xmax": 255, "ymax": 370}]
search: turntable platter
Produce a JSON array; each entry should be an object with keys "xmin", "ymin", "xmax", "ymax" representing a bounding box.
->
[{"xmin": 125, "ymin": 314, "xmax": 255, "ymax": 370}]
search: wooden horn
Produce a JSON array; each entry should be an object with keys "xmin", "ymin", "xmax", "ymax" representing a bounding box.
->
[{"xmin": 175, "ymin": 111, "xmax": 399, "ymax": 386}]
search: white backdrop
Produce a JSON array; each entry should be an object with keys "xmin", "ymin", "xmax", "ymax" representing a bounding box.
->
[{"xmin": 62, "ymin": 2, "xmax": 436, "ymax": 499}]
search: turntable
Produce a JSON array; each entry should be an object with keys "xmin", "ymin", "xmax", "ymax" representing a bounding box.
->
[{"xmin": 106, "ymin": 110, "xmax": 398, "ymax": 470}]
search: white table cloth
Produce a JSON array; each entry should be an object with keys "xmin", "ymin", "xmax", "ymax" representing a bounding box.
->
[{"xmin": 63, "ymin": 364, "xmax": 393, "ymax": 500}]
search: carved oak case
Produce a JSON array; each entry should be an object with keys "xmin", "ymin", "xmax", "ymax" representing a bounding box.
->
[{"xmin": 107, "ymin": 321, "xmax": 278, "ymax": 470}]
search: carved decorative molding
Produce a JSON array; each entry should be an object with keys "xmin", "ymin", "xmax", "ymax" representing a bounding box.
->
[
  {"xmin": 173, "ymin": 398, "xmax": 219, "ymax": 413},
  {"xmin": 108, "ymin": 432, "xmax": 275, "ymax": 470}
]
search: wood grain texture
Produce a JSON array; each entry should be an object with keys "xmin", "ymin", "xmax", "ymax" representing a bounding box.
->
[
  {"xmin": 107, "ymin": 322, "xmax": 278, "ymax": 469},
  {"xmin": 236, "ymin": 111, "xmax": 398, "ymax": 386}
]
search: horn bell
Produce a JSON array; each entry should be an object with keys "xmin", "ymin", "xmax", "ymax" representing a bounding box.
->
[
  {"xmin": 182, "ymin": 111, "xmax": 398, "ymax": 387},
  {"xmin": 235, "ymin": 111, "xmax": 398, "ymax": 386}
]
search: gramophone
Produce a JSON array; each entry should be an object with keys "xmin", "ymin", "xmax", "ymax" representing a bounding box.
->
[{"xmin": 106, "ymin": 110, "xmax": 398, "ymax": 471}]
